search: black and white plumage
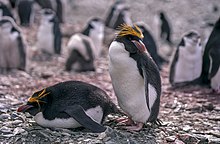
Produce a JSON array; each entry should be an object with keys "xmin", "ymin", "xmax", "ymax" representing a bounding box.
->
[
  {"xmin": 35, "ymin": 0, "xmax": 64, "ymax": 23},
  {"xmin": 105, "ymin": 1, "xmax": 132, "ymax": 29},
  {"xmin": 136, "ymin": 22, "xmax": 167, "ymax": 70},
  {"xmin": 109, "ymin": 24, "xmax": 161, "ymax": 131},
  {"xmin": 169, "ymin": 31, "xmax": 203, "ymax": 86},
  {"xmin": 0, "ymin": 2, "xmax": 15, "ymax": 20},
  {"xmin": 65, "ymin": 18, "xmax": 104, "ymax": 72},
  {"xmin": 159, "ymin": 11, "xmax": 172, "ymax": 45},
  {"xmin": 200, "ymin": 17, "xmax": 220, "ymax": 92},
  {"xmin": 0, "ymin": 16, "xmax": 26, "ymax": 73},
  {"xmin": 16, "ymin": 0, "xmax": 34, "ymax": 26},
  {"xmin": 17, "ymin": 81, "xmax": 121, "ymax": 133},
  {"xmin": 36, "ymin": 8, "xmax": 61, "ymax": 55}
]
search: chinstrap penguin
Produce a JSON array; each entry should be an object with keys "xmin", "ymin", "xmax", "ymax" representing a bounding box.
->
[
  {"xmin": 105, "ymin": 1, "xmax": 132, "ymax": 29},
  {"xmin": 169, "ymin": 30, "xmax": 203, "ymax": 87},
  {"xmin": 0, "ymin": 16, "xmax": 26, "ymax": 73},
  {"xmin": 16, "ymin": 0, "xmax": 34, "ymax": 27},
  {"xmin": 0, "ymin": 2, "xmax": 15, "ymax": 20},
  {"xmin": 17, "ymin": 81, "xmax": 122, "ymax": 133},
  {"xmin": 109, "ymin": 24, "xmax": 161, "ymax": 131},
  {"xmin": 65, "ymin": 18, "xmax": 104, "ymax": 72},
  {"xmin": 36, "ymin": 8, "xmax": 62, "ymax": 55},
  {"xmin": 136, "ymin": 22, "xmax": 167, "ymax": 70}
]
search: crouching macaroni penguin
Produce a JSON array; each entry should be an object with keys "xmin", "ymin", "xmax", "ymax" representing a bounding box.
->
[
  {"xmin": 0, "ymin": 16, "xmax": 26, "ymax": 73},
  {"xmin": 169, "ymin": 31, "xmax": 203, "ymax": 87},
  {"xmin": 109, "ymin": 24, "xmax": 161, "ymax": 131},
  {"xmin": 17, "ymin": 81, "xmax": 122, "ymax": 133}
]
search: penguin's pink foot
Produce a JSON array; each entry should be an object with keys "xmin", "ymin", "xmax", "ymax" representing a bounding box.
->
[
  {"xmin": 116, "ymin": 117, "xmax": 134, "ymax": 125},
  {"xmin": 123, "ymin": 122, "xmax": 144, "ymax": 131}
]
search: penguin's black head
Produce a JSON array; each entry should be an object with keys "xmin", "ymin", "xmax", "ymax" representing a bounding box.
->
[
  {"xmin": 17, "ymin": 89, "xmax": 50, "ymax": 116},
  {"xmin": 116, "ymin": 24, "xmax": 147, "ymax": 52},
  {"xmin": 159, "ymin": 12, "xmax": 165, "ymax": 20}
]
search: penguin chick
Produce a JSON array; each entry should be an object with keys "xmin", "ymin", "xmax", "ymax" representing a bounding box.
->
[
  {"xmin": 65, "ymin": 18, "xmax": 104, "ymax": 72},
  {"xmin": 65, "ymin": 33, "xmax": 96, "ymax": 72},
  {"xmin": 136, "ymin": 22, "xmax": 168, "ymax": 70},
  {"xmin": 169, "ymin": 30, "xmax": 203, "ymax": 87},
  {"xmin": 16, "ymin": 0, "xmax": 34, "ymax": 27},
  {"xmin": 0, "ymin": 16, "xmax": 26, "ymax": 73},
  {"xmin": 36, "ymin": 8, "xmax": 62, "ymax": 55},
  {"xmin": 82, "ymin": 18, "xmax": 104, "ymax": 58},
  {"xmin": 105, "ymin": 1, "xmax": 132, "ymax": 29},
  {"xmin": 17, "ymin": 81, "xmax": 121, "ymax": 133},
  {"xmin": 159, "ymin": 11, "xmax": 172, "ymax": 45},
  {"xmin": 109, "ymin": 24, "xmax": 161, "ymax": 131}
]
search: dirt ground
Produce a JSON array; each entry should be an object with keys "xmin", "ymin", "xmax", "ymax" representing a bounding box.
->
[{"xmin": 0, "ymin": 0, "xmax": 220, "ymax": 143}]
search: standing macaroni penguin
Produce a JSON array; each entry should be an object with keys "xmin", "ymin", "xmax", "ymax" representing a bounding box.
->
[
  {"xmin": 36, "ymin": 8, "xmax": 61, "ymax": 55},
  {"xmin": 109, "ymin": 24, "xmax": 161, "ymax": 131},
  {"xmin": 169, "ymin": 31, "xmax": 203, "ymax": 87},
  {"xmin": 17, "ymin": 81, "xmax": 122, "ymax": 133},
  {"xmin": 0, "ymin": 16, "xmax": 26, "ymax": 73}
]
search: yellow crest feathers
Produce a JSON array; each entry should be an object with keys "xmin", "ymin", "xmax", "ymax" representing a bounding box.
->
[
  {"xmin": 116, "ymin": 24, "xmax": 144, "ymax": 39},
  {"xmin": 28, "ymin": 89, "xmax": 50, "ymax": 103}
]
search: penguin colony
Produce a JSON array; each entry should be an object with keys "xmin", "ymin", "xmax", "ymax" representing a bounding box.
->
[{"xmin": 0, "ymin": 0, "xmax": 217, "ymax": 133}]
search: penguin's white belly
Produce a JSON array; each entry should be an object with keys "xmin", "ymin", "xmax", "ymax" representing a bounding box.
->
[
  {"xmin": 37, "ymin": 23, "xmax": 54, "ymax": 54},
  {"xmin": 109, "ymin": 42, "xmax": 150, "ymax": 123},
  {"xmin": 211, "ymin": 67, "xmax": 220, "ymax": 92},
  {"xmin": 174, "ymin": 47, "xmax": 202, "ymax": 83},
  {"xmin": 34, "ymin": 106, "xmax": 103, "ymax": 128}
]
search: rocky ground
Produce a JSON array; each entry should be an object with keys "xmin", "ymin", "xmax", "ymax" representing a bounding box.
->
[{"xmin": 0, "ymin": 0, "xmax": 220, "ymax": 143}]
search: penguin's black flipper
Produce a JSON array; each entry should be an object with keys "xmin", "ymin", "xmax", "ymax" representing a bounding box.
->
[
  {"xmin": 141, "ymin": 65, "xmax": 150, "ymax": 111},
  {"xmin": 64, "ymin": 105, "xmax": 106, "ymax": 133},
  {"xmin": 208, "ymin": 48, "xmax": 220, "ymax": 79}
]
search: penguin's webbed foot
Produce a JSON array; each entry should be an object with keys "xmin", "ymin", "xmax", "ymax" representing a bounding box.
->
[
  {"xmin": 116, "ymin": 117, "xmax": 134, "ymax": 125},
  {"xmin": 122, "ymin": 122, "xmax": 144, "ymax": 131}
]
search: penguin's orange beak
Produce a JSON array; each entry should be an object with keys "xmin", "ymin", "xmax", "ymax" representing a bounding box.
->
[
  {"xmin": 17, "ymin": 104, "xmax": 34, "ymax": 112},
  {"xmin": 132, "ymin": 40, "xmax": 146, "ymax": 52}
]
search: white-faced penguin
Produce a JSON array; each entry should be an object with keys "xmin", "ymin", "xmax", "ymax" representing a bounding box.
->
[
  {"xmin": 109, "ymin": 24, "xmax": 161, "ymax": 131},
  {"xmin": 82, "ymin": 18, "xmax": 104, "ymax": 58},
  {"xmin": 16, "ymin": 0, "xmax": 34, "ymax": 27},
  {"xmin": 159, "ymin": 11, "xmax": 172, "ymax": 45},
  {"xmin": 0, "ymin": 2, "xmax": 15, "ymax": 20},
  {"xmin": 136, "ymin": 22, "xmax": 167, "ymax": 70},
  {"xmin": 36, "ymin": 8, "xmax": 61, "ymax": 55},
  {"xmin": 105, "ymin": 1, "xmax": 132, "ymax": 29},
  {"xmin": 200, "ymin": 17, "xmax": 220, "ymax": 92},
  {"xmin": 35, "ymin": 0, "xmax": 63, "ymax": 23},
  {"xmin": 0, "ymin": 16, "xmax": 26, "ymax": 73},
  {"xmin": 17, "ymin": 81, "xmax": 122, "ymax": 133},
  {"xmin": 169, "ymin": 31, "xmax": 203, "ymax": 87}
]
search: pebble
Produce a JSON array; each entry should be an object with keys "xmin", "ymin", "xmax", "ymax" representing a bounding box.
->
[{"xmin": 0, "ymin": 113, "xmax": 10, "ymax": 121}]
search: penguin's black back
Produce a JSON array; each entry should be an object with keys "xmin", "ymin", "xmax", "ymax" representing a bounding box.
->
[
  {"xmin": 0, "ymin": 2, "xmax": 14, "ymax": 19},
  {"xmin": 200, "ymin": 17, "xmax": 220, "ymax": 84},
  {"xmin": 50, "ymin": 16, "xmax": 61, "ymax": 54},
  {"xmin": 43, "ymin": 81, "xmax": 118, "ymax": 120},
  {"xmin": 17, "ymin": 0, "xmax": 33, "ymax": 26}
]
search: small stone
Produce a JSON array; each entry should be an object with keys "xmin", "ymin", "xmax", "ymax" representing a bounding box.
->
[
  {"xmin": 0, "ymin": 113, "xmax": 10, "ymax": 121},
  {"xmin": 13, "ymin": 127, "xmax": 26, "ymax": 135},
  {"xmin": 0, "ymin": 126, "xmax": 12, "ymax": 134},
  {"xmin": 166, "ymin": 135, "xmax": 176, "ymax": 142}
]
